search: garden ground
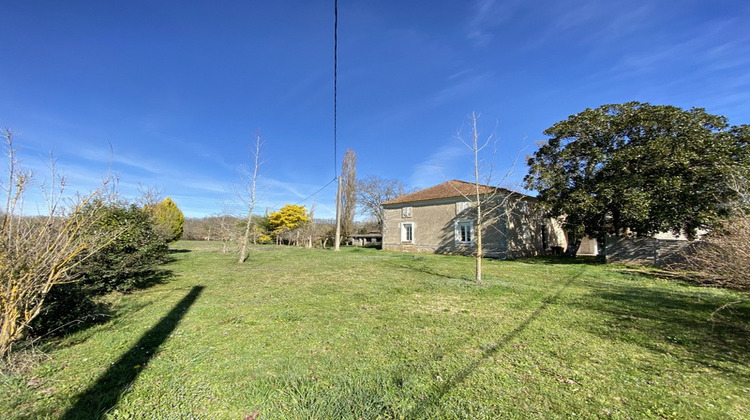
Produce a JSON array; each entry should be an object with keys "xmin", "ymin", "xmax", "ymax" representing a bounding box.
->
[{"xmin": 1, "ymin": 241, "xmax": 748, "ymax": 419}]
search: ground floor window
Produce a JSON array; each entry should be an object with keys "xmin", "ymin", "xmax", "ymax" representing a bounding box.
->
[
  {"xmin": 455, "ymin": 220, "xmax": 473, "ymax": 243},
  {"xmin": 401, "ymin": 222, "xmax": 414, "ymax": 242}
]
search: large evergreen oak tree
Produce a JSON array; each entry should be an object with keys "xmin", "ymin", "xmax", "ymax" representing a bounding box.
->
[{"xmin": 525, "ymin": 102, "xmax": 748, "ymax": 252}]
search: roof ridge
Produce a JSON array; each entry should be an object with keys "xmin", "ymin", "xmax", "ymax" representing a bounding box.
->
[{"xmin": 382, "ymin": 179, "xmax": 512, "ymax": 206}]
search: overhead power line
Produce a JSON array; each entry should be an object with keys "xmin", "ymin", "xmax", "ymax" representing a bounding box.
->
[
  {"xmin": 333, "ymin": 0, "xmax": 338, "ymax": 176},
  {"xmin": 294, "ymin": 176, "xmax": 338, "ymax": 206}
]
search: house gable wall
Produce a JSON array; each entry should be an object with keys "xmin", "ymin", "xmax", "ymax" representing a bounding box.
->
[
  {"xmin": 383, "ymin": 194, "xmax": 568, "ymax": 259},
  {"xmin": 382, "ymin": 196, "xmax": 509, "ymax": 257}
]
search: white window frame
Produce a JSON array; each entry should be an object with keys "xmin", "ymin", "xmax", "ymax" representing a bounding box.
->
[
  {"xmin": 455, "ymin": 201, "xmax": 470, "ymax": 214},
  {"xmin": 454, "ymin": 219, "xmax": 474, "ymax": 244},
  {"xmin": 400, "ymin": 222, "xmax": 414, "ymax": 243},
  {"xmin": 401, "ymin": 206, "xmax": 412, "ymax": 218}
]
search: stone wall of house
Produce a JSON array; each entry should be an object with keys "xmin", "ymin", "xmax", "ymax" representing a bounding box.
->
[
  {"xmin": 503, "ymin": 197, "xmax": 567, "ymax": 258},
  {"xmin": 382, "ymin": 195, "xmax": 566, "ymax": 258},
  {"xmin": 382, "ymin": 197, "xmax": 508, "ymax": 257},
  {"xmin": 605, "ymin": 236, "xmax": 692, "ymax": 266}
]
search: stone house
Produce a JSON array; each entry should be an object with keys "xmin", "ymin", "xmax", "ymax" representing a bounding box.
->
[{"xmin": 381, "ymin": 180, "xmax": 568, "ymax": 258}]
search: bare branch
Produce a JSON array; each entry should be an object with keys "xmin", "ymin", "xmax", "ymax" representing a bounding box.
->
[
  {"xmin": 239, "ymin": 129, "xmax": 263, "ymax": 263},
  {"xmin": 1, "ymin": 130, "xmax": 121, "ymax": 356}
]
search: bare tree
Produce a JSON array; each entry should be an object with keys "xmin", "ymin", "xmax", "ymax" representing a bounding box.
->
[
  {"xmin": 340, "ymin": 149, "xmax": 357, "ymax": 240},
  {"xmin": 455, "ymin": 113, "xmax": 522, "ymax": 283},
  {"xmin": 238, "ymin": 129, "xmax": 263, "ymax": 263},
  {"xmin": 136, "ymin": 183, "xmax": 164, "ymax": 208},
  {"xmin": 678, "ymin": 167, "xmax": 750, "ymax": 291},
  {"xmin": 356, "ymin": 175, "xmax": 407, "ymax": 231},
  {"xmin": 0, "ymin": 129, "xmax": 120, "ymax": 356}
]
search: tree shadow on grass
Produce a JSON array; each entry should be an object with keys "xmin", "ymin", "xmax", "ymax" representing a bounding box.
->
[
  {"xmin": 60, "ymin": 285, "xmax": 205, "ymax": 420},
  {"xmin": 30, "ymin": 268, "xmax": 176, "ymax": 342},
  {"xmin": 391, "ymin": 262, "xmax": 473, "ymax": 282},
  {"xmin": 570, "ymin": 282, "xmax": 750, "ymax": 376},
  {"xmin": 513, "ymin": 255, "xmax": 601, "ymax": 265},
  {"xmin": 123, "ymin": 268, "xmax": 175, "ymax": 291},
  {"xmin": 405, "ymin": 269, "xmax": 584, "ymax": 418}
]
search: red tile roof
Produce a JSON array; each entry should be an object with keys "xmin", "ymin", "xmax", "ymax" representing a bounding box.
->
[{"xmin": 382, "ymin": 180, "xmax": 514, "ymax": 205}]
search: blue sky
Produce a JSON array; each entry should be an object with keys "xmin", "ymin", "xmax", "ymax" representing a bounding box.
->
[{"xmin": 2, "ymin": 0, "xmax": 748, "ymax": 218}]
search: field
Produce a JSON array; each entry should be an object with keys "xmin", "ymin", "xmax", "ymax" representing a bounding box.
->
[{"xmin": 2, "ymin": 241, "xmax": 749, "ymax": 419}]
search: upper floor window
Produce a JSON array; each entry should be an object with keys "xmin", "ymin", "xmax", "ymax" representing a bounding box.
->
[
  {"xmin": 455, "ymin": 201, "xmax": 470, "ymax": 214},
  {"xmin": 402, "ymin": 206, "xmax": 412, "ymax": 218}
]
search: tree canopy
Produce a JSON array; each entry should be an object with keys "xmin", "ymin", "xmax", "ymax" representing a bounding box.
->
[
  {"xmin": 268, "ymin": 204, "xmax": 310, "ymax": 235},
  {"xmin": 524, "ymin": 102, "xmax": 749, "ymax": 242},
  {"xmin": 150, "ymin": 197, "xmax": 185, "ymax": 243}
]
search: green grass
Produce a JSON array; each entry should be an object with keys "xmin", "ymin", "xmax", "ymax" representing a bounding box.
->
[{"xmin": 2, "ymin": 241, "xmax": 749, "ymax": 419}]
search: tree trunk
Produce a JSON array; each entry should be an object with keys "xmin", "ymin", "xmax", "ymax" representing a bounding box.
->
[
  {"xmin": 472, "ymin": 113, "xmax": 483, "ymax": 283},
  {"xmin": 238, "ymin": 213, "xmax": 253, "ymax": 262},
  {"xmin": 564, "ymin": 238, "xmax": 581, "ymax": 257},
  {"xmin": 238, "ymin": 130, "xmax": 262, "ymax": 263},
  {"xmin": 334, "ymin": 175, "xmax": 342, "ymax": 251}
]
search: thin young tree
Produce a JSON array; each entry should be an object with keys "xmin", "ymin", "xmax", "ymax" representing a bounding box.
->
[
  {"xmin": 455, "ymin": 113, "xmax": 521, "ymax": 283},
  {"xmin": 459, "ymin": 113, "xmax": 490, "ymax": 282},
  {"xmin": 238, "ymin": 129, "xmax": 263, "ymax": 263}
]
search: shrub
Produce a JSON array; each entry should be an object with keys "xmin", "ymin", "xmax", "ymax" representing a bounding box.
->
[
  {"xmin": 679, "ymin": 216, "xmax": 750, "ymax": 291},
  {"xmin": 31, "ymin": 203, "xmax": 170, "ymax": 337},
  {"xmin": 75, "ymin": 203, "xmax": 169, "ymax": 294},
  {"xmin": 149, "ymin": 197, "xmax": 185, "ymax": 243},
  {"xmin": 29, "ymin": 282, "xmax": 112, "ymax": 338}
]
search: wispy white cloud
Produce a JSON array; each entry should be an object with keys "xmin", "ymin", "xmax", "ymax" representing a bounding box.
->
[
  {"xmin": 552, "ymin": 2, "xmax": 650, "ymax": 37},
  {"xmin": 370, "ymin": 70, "xmax": 491, "ymax": 129},
  {"xmin": 522, "ymin": 2, "xmax": 653, "ymax": 51},
  {"xmin": 70, "ymin": 146, "xmax": 165, "ymax": 175},
  {"xmin": 431, "ymin": 72, "xmax": 492, "ymax": 107},
  {"xmin": 169, "ymin": 195, "xmax": 232, "ymax": 219},
  {"xmin": 409, "ymin": 143, "xmax": 470, "ymax": 188},
  {"xmin": 447, "ymin": 69, "xmax": 473, "ymax": 80},
  {"xmin": 601, "ymin": 5, "xmax": 653, "ymax": 40},
  {"xmin": 255, "ymin": 176, "xmax": 338, "ymax": 215},
  {"xmin": 262, "ymin": 177, "xmax": 316, "ymax": 200},
  {"xmin": 465, "ymin": 0, "xmax": 520, "ymax": 47},
  {"xmin": 615, "ymin": 16, "xmax": 750, "ymax": 75}
]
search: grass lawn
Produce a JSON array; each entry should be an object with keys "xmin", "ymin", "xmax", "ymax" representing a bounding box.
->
[{"xmin": 2, "ymin": 241, "xmax": 749, "ymax": 419}]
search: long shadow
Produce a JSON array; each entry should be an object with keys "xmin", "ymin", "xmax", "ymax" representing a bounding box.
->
[
  {"xmin": 571, "ymin": 282, "xmax": 750, "ymax": 376},
  {"xmin": 30, "ymin": 269, "xmax": 176, "ymax": 341},
  {"xmin": 514, "ymin": 255, "xmax": 601, "ymax": 265},
  {"xmin": 123, "ymin": 268, "xmax": 175, "ymax": 291},
  {"xmin": 61, "ymin": 285, "xmax": 205, "ymax": 420},
  {"xmin": 392, "ymin": 262, "xmax": 472, "ymax": 282},
  {"xmin": 405, "ymin": 269, "xmax": 583, "ymax": 418}
]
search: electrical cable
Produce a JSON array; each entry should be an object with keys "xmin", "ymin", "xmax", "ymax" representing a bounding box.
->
[
  {"xmin": 294, "ymin": 176, "xmax": 338, "ymax": 206},
  {"xmin": 333, "ymin": 0, "xmax": 338, "ymax": 177}
]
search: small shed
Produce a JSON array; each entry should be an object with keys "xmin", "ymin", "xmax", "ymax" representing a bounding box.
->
[{"xmin": 348, "ymin": 231, "xmax": 382, "ymax": 247}]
